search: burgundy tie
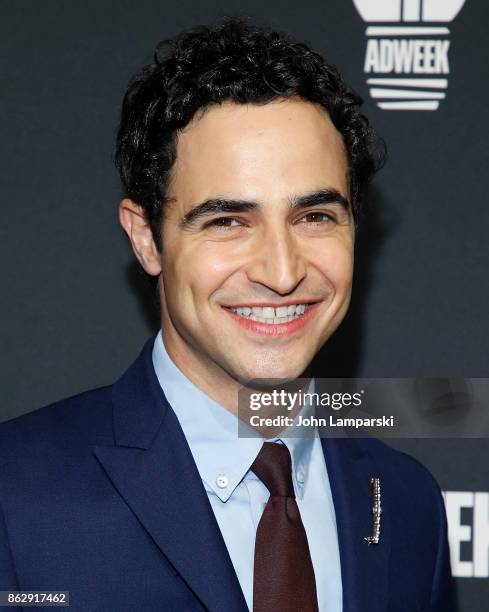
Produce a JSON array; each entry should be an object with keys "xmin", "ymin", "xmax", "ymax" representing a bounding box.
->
[{"xmin": 251, "ymin": 442, "xmax": 319, "ymax": 612}]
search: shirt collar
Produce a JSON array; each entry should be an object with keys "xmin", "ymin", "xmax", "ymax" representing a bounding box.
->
[{"xmin": 152, "ymin": 330, "xmax": 316, "ymax": 501}]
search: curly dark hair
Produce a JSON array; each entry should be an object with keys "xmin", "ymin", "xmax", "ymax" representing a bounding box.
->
[{"xmin": 114, "ymin": 16, "xmax": 385, "ymax": 250}]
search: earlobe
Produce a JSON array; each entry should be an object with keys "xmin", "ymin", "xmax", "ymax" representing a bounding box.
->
[{"xmin": 118, "ymin": 198, "xmax": 162, "ymax": 276}]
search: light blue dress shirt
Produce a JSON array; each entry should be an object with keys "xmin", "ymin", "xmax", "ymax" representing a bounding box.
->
[{"xmin": 152, "ymin": 331, "xmax": 342, "ymax": 612}]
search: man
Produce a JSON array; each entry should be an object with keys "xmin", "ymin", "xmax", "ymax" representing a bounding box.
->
[{"xmin": 0, "ymin": 18, "xmax": 454, "ymax": 611}]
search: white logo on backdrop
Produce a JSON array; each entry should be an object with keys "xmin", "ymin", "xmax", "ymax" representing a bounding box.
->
[
  {"xmin": 443, "ymin": 491, "xmax": 489, "ymax": 578},
  {"xmin": 352, "ymin": 0, "xmax": 467, "ymax": 111}
]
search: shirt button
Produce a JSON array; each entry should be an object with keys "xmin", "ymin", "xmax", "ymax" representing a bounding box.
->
[
  {"xmin": 297, "ymin": 470, "xmax": 305, "ymax": 484},
  {"xmin": 216, "ymin": 475, "xmax": 229, "ymax": 489}
]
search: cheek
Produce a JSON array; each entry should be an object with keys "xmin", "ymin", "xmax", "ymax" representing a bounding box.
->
[
  {"xmin": 313, "ymin": 240, "xmax": 354, "ymax": 292},
  {"xmin": 168, "ymin": 242, "xmax": 238, "ymax": 308}
]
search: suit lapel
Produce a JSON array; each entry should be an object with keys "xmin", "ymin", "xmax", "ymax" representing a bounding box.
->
[
  {"xmin": 93, "ymin": 337, "xmax": 248, "ymax": 612},
  {"xmin": 321, "ymin": 436, "xmax": 392, "ymax": 612}
]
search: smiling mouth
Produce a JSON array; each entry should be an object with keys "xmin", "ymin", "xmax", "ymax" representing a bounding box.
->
[{"xmin": 224, "ymin": 303, "xmax": 314, "ymax": 325}]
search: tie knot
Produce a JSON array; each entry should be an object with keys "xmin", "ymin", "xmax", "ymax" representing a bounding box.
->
[{"xmin": 251, "ymin": 442, "xmax": 295, "ymax": 497}]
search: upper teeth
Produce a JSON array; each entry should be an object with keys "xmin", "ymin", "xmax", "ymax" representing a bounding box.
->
[{"xmin": 230, "ymin": 304, "xmax": 307, "ymax": 322}]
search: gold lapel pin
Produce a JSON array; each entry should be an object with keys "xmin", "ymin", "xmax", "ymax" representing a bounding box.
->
[{"xmin": 364, "ymin": 476, "xmax": 382, "ymax": 545}]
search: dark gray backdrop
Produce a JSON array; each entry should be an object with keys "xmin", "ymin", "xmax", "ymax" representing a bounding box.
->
[{"xmin": 1, "ymin": 1, "xmax": 488, "ymax": 609}]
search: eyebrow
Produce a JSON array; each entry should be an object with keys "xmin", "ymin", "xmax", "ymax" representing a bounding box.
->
[{"xmin": 179, "ymin": 188, "xmax": 351, "ymax": 227}]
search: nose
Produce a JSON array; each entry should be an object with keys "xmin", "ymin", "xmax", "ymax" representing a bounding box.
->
[{"xmin": 246, "ymin": 223, "xmax": 307, "ymax": 295}]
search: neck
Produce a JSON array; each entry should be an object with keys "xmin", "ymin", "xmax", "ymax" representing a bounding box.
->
[
  {"xmin": 160, "ymin": 325, "xmax": 312, "ymax": 417},
  {"xmin": 160, "ymin": 327, "xmax": 243, "ymax": 415}
]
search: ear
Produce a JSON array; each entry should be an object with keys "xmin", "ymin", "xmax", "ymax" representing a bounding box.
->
[{"xmin": 118, "ymin": 198, "xmax": 162, "ymax": 276}]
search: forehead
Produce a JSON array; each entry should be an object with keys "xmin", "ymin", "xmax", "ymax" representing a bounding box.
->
[{"xmin": 168, "ymin": 97, "xmax": 349, "ymax": 203}]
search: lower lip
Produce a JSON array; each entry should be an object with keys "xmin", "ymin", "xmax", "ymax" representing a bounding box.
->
[{"xmin": 223, "ymin": 303, "xmax": 321, "ymax": 336}]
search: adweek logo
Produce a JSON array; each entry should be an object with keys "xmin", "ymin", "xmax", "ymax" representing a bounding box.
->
[
  {"xmin": 443, "ymin": 491, "xmax": 489, "ymax": 578},
  {"xmin": 352, "ymin": 0, "xmax": 467, "ymax": 111}
]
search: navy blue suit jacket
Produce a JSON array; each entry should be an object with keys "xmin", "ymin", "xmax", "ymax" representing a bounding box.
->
[{"xmin": 0, "ymin": 337, "xmax": 455, "ymax": 611}]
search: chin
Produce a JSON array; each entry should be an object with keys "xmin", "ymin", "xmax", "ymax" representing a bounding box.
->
[{"xmin": 235, "ymin": 357, "xmax": 310, "ymax": 384}]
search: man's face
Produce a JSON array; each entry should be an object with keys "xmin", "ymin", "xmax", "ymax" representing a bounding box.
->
[{"xmin": 158, "ymin": 98, "xmax": 354, "ymax": 383}]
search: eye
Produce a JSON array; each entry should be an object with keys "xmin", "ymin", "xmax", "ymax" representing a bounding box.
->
[
  {"xmin": 204, "ymin": 216, "xmax": 244, "ymax": 231},
  {"xmin": 299, "ymin": 211, "xmax": 336, "ymax": 225}
]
